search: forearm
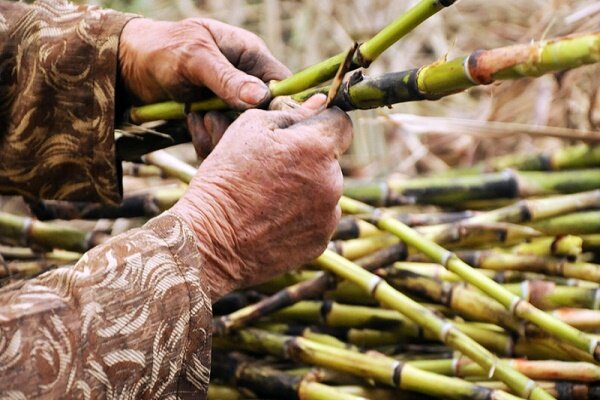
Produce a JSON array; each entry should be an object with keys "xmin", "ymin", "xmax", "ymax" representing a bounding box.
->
[
  {"xmin": 0, "ymin": 0, "xmax": 136, "ymax": 204},
  {"xmin": 0, "ymin": 212, "xmax": 212, "ymax": 398}
]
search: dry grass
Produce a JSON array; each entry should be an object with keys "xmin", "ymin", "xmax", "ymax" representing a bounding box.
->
[{"xmin": 64, "ymin": 1, "xmax": 600, "ymax": 176}]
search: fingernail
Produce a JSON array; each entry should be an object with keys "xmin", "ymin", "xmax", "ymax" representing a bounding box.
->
[
  {"xmin": 239, "ymin": 81, "xmax": 270, "ymax": 105},
  {"xmin": 303, "ymin": 93, "xmax": 327, "ymax": 110}
]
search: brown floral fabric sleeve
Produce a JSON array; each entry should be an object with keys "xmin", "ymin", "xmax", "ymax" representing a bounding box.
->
[
  {"xmin": 0, "ymin": 212, "xmax": 213, "ymax": 399},
  {"xmin": 0, "ymin": 0, "xmax": 136, "ymax": 204}
]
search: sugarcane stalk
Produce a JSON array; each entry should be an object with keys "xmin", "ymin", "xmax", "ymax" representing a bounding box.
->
[
  {"xmin": 122, "ymin": 162, "xmax": 164, "ymax": 178},
  {"xmin": 345, "ymin": 326, "xmax": 592, "ymax": 362},
  {"xmin": 390, "ymin": 261, "xmax": 595, "ymax": 287},
  {"xmin": 508, "ymin": 236, "xmax": 583, "ymax": 258},
  {"xmin": 0, "ymin": 259, "xmax": 74, "ymax": 281},
  {"xmin": 333, "ymin": 221, "xmax": 539, "ymax": 261},
  {"xmin": 207, "ymin": 385, "xmax": 243, "ymax": 400},
  {"xmin": 379, "ymin": 268, "xmax": 521, "ymax": 331},
  {"xmin": 128, "ymin": 0, "xmax": 457, "ymax": 123},
  {"xmin": 211, "ymin": 352, "xmax": 367, "ymax": 400},
  {"xmin": 316, "ymin": 250, "xmax": 554, "ymax": 399},
  {"xmin": 293, "ymin": 32, "xmax": 600, "ymax": 118},
  {"xmin": 408, "ymin": 357, "xmax": 600, "ymax": 382},
  {"xmin": 332, "ymin": 217, "xmax": 383, "ymax": 240},
  {"xmin": 504, "ymin": 280, "xmax": 600, "ymax": 311},
  {"xmin": 339, "ymin": 196, "xmax": 600, "ymax": 363},
  {"xmin": 474, "ymin": 381, "xmax": 600, "ymax": 400},
  {"xmin": 529, "ymin": 212, "xmax": 600, "ymax": 236},
  {"xmin": 0, "ymin": 246, "xmax": 81, "ymax": 262},
  {"xmin": 267, "ymin": 301, "xmax": 538, "ymax": 358},
  {"xmin": 213, "ymin": 243, "xmax": 407, "ymax": 335},
  {"xmin": 457, "ymin": 250, "xmax": 600, "ymax": 284},
  {"xmin": 28, "ymin": 186, "xmax": 185, "ymax": 220},
  {"xmin": 0, "ymin": 212, "xmax": 106, "ymax": 253},
  {"xmin": 437, "ymin": 144, "xmax": 600, "ymax": 176},
  {"xmin": 551, "ymin": 308, "xmax": 600, "ymax": 331},
  {"xmin": 343, "ymin": 169, "xmax": 600, "ymax": 206},
  {"xmin": 224, "ymin": 328, "xmax": 523, "ymax": 400}
]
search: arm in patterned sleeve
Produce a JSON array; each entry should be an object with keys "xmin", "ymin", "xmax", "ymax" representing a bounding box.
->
[
  {"xmin": 0, "ymin": 212, "xmax": 212, "ymax": 399},
  {"xmin": 0, "ymin": 0, "xmax": 136, "ymax": 204}
]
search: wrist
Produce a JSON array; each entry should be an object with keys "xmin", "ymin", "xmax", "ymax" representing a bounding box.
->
[{"xmin": 171, "ymin": 180, "xmax": 242, "ymax": 302}]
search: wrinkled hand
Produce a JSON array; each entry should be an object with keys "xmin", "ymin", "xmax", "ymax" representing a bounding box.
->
[
  {"xmin": 172, "ymin": 95, "xmax": 353, "ymax": 301},
  {"xmin": 119, "ymin": 17, "xmax": 290, "ymax": 108}
]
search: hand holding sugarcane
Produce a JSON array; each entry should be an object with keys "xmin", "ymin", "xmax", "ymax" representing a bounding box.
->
[
  {"xmin": 118, "ymin": 17, "xmax": 291, "ymax": 107},
  {"xmin": 171, "ymin": 94, "xmax": 353, "ymax": 301}
]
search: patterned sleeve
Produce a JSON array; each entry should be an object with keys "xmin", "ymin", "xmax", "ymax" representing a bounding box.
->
[
  {"xmin": 0, "ymin": 212, "xmax": 213, "ymax": 399},
  {"xmin": 0, "ymin": 0, "xmax": 137, "ymax": 204}
]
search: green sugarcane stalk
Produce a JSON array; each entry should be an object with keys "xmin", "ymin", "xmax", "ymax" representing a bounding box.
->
[
  {"xmin": 122, "ymin": 162, "xmax": 164, "ymax": 178},
  {"xmin": 213, "ymin": 243, "xmax": 407, "ymax": 334},
  {"xmin": 316, "ymin": 250, "xmax": 554, "ymax": 400},
  {"xmin": 331, "ymin": 385, "xmax": 430, "ymax": 400},
  {"xmin": 128, "ymin": 0, "xmax": 457, "ymax": 123},
  {"xmin": 28, "ymin": 186, "xmax": 185, "ymax": 220},
  {"xmin": 333, "ymin": 217, "xmax": 383, "ymax": 240},
  {"xmin": 457, "ymin": 250, "xmax": 600, "ymax": 284},
  {"xmin": 582, "ymin": 235, "xmax": 600, "ymax": 252},
  {"xmin": 268, "ymin": 301, "xmax": 558, "ymax": 359},
  {"xmin": 346, "ymin": 325, "xmax": 592, "ymax": 362},
  {"xmin": 380, "ymin": 268, "xmax": 521, "ymax": 332},
  {"xmin": 343, "ymin": 169, "xmax": 600, "ymax": 206},
  {"xmin": 333, "ymin": 221, "xmax": 540, "ymax": 261},
  {"xmin": 211, "ymin": 353, "xmax": 367, "ymax": 400},
  {"xmin": 223, "ymin": 328, "xmax": 523, "ymax": 400},
  {"xmin": 509, "ymin": 236, "xmax": 584, "ymax": 258},
  {"xmin": 474, "ymin": 381, "xmax": 599, "ymax": 400},
  {"xmin": 293, "ymin": 32, "xmax": 600, "ymax": 116},
  {"xmin": 0, "ymin": 246, "xmax": 81, "ymax": 262},
  {"xmin": 390, "ymin": 262, "xmax": 595, "ymax": 288},
  {"xmin": 339, "ymin": 196, "xmax": 600, "ymax": 363},
  {"xmin": 417, "ymin": 191, "xmax": 600, "ymax": 237},
  {"xmin": 0, "ymin": 259, "xmax": 74, "ymax": 281},
  {"xmin": 504, "ymin": 280, "xmax": 600, "ymax": 311},
  {"xmin": 207, "ymin": 385, "xmax": 243, "ymax": 400},
  {"xmin": 437, "ymin": 144, "xmax": 600, "ymax": 177},
  {"xmin": 408, "ymin": 357, "xmax": 600, "ymax": 382},
  {"xmin": 529, "ymin": 212, "xmax": 600, "ymax": 236},
  {"xmin": 0, "ymin": 212, "xmax": 107, "ymax": 253}
]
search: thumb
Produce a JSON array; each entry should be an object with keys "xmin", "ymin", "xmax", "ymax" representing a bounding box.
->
[
  {"xmin": 187, "ymin": 46, "xmax": 271, "ymax": 110},
  {"xmin": 261, "ymin": 94, "xmax": 327, "ymax": 130}
]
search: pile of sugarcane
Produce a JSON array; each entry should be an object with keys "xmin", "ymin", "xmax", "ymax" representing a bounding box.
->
[
  {"xmin": 2, "ymin": 1, "xmax": 600, "ymax": 399},
  {"xmin": 2, "ymin": 144, "xmax": 600, "ymax": 400}
]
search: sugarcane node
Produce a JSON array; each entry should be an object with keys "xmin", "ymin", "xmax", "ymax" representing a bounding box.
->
[
  {"xmin": 522, "ymin": 379, "xmax": 538, "ymax": 400},
  {"xmin": 340, "ymin": 70, "xmax": 365, "ymax": 111},
  {"xmin": 319, "ymin": 300, "xmax": 333, "ymax": 325},
  {"xmin": 440, "ymin": 281, "xmax": 455, "ymax": 306},
  {"xmin": 518, "ymin": 201, "xmax": 534, "ymax": 222},
  {"xmin": 538, "ymin": 153, "xmax": 554, "ymax": 171},
  {"xmin": 367, "ymin": 275, "xmax": 384, "ymax": 295},
  {"xmin": 407, "ymin": 68, "xmax": 430, "ymax": 101},
  {"xmin": 391, "ymin": 360, "xmax": 404, "ymax": 387},
  {"xmin": 326, "ymin": 43, "xmax": 359, "ymax": 109},
  {"xmin": 354, "ymin": 45, "xmax": 372, "ymax": 69},
  {"xmin": 594, "ymin": 342, "xmax": 600, "ymax": 362},
  {"xmin": 550, "ymin": 235, "xmax": 565, "ymax": 256},
  {"xmin": 437, "ymin": 0, "xmax": 457, "ymax": 6}
]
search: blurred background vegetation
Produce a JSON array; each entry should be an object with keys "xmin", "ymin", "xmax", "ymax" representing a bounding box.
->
[{"xmin": 92, "ymin": 0, "xmax": 600, "ymax": 177}]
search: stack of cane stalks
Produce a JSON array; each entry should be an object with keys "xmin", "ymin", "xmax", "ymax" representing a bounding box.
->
[
  {"xmin": 3, "ymin": 1, "xmax": 600, "ymax": 398},
  {"xmin": 2, "ymin": 144, "xmax": 600, "ymax": 400}
]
